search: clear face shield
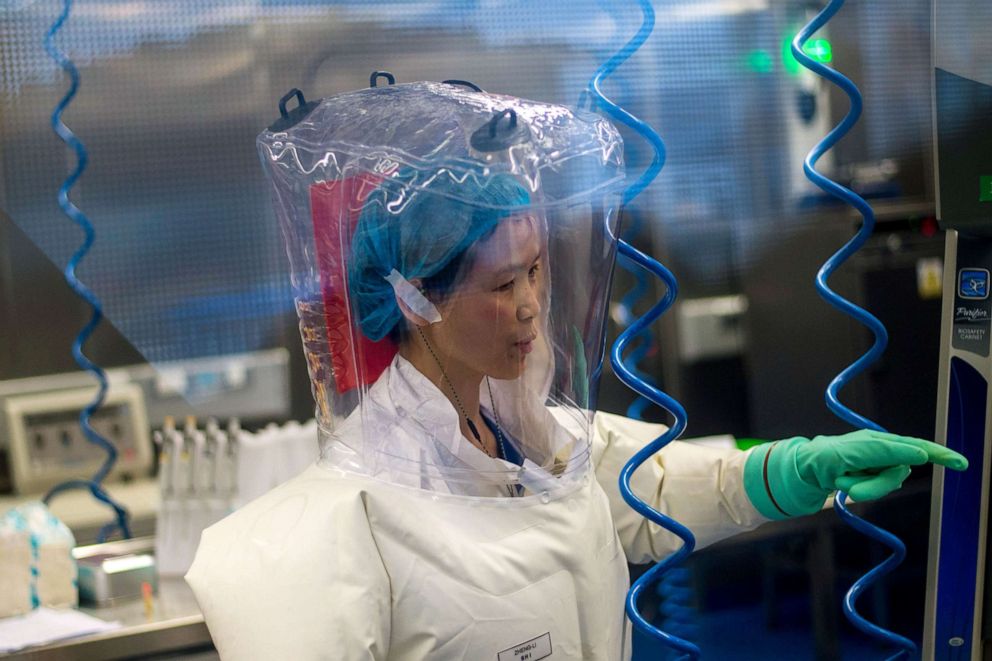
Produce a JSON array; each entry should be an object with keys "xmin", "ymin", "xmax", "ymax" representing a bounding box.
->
[{"xmin": 259, "ymin": 81, "xmax": 623, "ymax": 497}]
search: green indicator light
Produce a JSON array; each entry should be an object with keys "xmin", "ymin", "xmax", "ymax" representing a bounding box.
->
[
  {"xmin": 981, "ymin": 175, "xmax": 992, "ymax": 202},
  {"xmin": 783, "ymin": 33, "xmax": 834, "ymax": 74},
  {"xmin": 782, "ymin": 33, "xmax": 800, "ymax": 76},
  {"xmin": 804, "ymin": 39, "xmax": 833, "ymax": 63},
  {"xmin": 746, "ymin": 50, "xmax": 774, "ymax": 74}
]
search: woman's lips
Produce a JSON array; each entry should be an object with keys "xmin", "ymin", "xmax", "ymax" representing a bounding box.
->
[{"xmin": 514, "ymin": 334, "xmax": 537, "ymax": 355}]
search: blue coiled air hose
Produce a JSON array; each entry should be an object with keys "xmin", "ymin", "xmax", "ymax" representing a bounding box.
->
[
  {"xmin": 794, "ymin": 2, "xmax": 913, "ymax": 658},
  {"xmin": 617, "ymin": 215, "xmax": 697, "ymax": 652},
  {"xmin": 42, "ymin": 0, "xmax": 132, "ymax": 542},
  {"xmin": 583, "ymin": 0, "xmax": 700, "ymax": 657},
  {"xmin": 615, "ymin": 213, "xmax": 658, "ymax": 422},
  {"xmin": 612, "ymin": 242, "xmax": 697, "ymax": 660}
]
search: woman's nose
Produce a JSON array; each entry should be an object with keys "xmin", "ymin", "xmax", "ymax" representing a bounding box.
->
[{"xmin": 516, "ymin": 281, "xmax": 540, "ymax": 321}]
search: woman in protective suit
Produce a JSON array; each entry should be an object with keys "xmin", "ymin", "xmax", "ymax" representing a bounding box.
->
[{"xmin": 187, "ymin": 81, "xmax": 966, "ymax": 660}]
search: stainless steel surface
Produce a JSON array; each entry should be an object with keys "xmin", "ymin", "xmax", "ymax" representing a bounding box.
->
[
  {"xmin": 0, "ymin": 613, "xmax": 211, "ymax": 661},
  {"xmin": 923, "ymin": 231, "xmax": 958, "ymax": 659},
  {"xmin": 0, "ymin": 585, "xmax": 209, "ymax": 661}
]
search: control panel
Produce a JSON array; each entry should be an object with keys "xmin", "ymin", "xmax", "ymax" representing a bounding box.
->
[{"xmin": 2, "ymin": 383, "xmax": 151, "ymax": 495}]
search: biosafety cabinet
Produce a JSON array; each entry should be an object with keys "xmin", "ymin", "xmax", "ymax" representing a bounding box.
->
[{"xmin": 923, "ymin": 0, "xmax": 992, "ymax": 659}]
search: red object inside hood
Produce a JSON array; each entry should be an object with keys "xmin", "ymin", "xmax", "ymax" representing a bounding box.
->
[{"xmin": 309, "ymin": 174, "xmax": 397, "ymax": 393}]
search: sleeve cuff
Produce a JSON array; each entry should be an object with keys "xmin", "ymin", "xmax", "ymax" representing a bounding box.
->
[
  {"xmin": 743, "ymin": 439, "xmax": 829, "ymax": 520},
  {"xmin": 743, "ymin": 443, "xmax": 791, "ymax": 520}
]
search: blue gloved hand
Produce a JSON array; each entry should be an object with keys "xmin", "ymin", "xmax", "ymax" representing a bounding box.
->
[{"xmin": 743, "ymin": 430, "xmax": 968, "ymax": 520}]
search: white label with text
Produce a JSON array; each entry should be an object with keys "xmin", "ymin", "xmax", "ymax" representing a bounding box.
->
[{"xmin": 497, "ymin": 632, "xmax": 553, "ymax": 661}]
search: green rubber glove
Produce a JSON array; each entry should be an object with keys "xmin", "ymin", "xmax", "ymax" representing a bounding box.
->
[{"xmin": 743, "ymin": 430, "xmax": 968, "ymax": 520}]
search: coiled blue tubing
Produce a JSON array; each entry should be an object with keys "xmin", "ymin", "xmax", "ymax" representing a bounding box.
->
[
  {"xmin": 581, "ymin": 0, "xmax": 700, "ymax": 657},
  {"xmin": 794, "ymin": 1, "xmax": 912, "ymax": 658},
  {"xmin": 42, "ymin": 0, "xmax": 132, "ymax": 542},
  {"xmin": 617, "ymin": 214, "xmax": 658, "ymax": 421}
]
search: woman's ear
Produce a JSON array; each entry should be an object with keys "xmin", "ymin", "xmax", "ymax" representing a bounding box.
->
[{"xmin": 394, "ymin": 278, "xmax": 440, "ymax": 326}]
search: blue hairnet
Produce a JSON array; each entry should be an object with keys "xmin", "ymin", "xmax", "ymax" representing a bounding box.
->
[{"xmin": 348, "ymin": 172, "xmax": 532, "ymax": 342}]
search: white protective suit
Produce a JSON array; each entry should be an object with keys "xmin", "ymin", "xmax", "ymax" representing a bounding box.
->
[{"xmin": 186, "ymin": 354, "xmax": 770, "ymax": 660}]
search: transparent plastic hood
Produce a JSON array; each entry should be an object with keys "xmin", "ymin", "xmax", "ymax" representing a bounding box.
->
[{"xmin": 258, "ymin": 80, "xmax": 624, "ymax": 497}]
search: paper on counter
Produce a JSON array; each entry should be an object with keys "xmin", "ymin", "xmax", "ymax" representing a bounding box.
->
[{"xmin": 0, "ymin": 607, "xmax": 121, "ymax": 653}]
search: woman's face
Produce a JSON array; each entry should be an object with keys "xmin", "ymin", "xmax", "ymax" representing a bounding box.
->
[{"xmin": 428, "ymin": 214, "xmax": 544, "ymax": 381}]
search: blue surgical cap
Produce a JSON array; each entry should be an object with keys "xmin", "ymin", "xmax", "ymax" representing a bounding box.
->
[{"xmin": 348, "ymin": 172, "xmax": 532, "ymax": 341}]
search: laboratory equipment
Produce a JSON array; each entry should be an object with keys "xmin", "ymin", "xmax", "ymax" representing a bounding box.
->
[
  {"xmin": 0, "ymin": 349, "xmax": 290, "ymax": 497},
  {"xmin": 676, "ymin": 295, "xmax": 749, "ymax": 365},
  {"xmin": 75, "ymin": 537, "xmax": 157, "ymax": 607},
  {"xmin": 923, "ymin": 0, "xmax": 992, "ymax": 658},
  {"xmin": 155, "ymin": 417, "xmax": 316, "ymax": 576},
  {"xmin": 0, "ymin": 381, "xmax": 151, "ymax": 495}
]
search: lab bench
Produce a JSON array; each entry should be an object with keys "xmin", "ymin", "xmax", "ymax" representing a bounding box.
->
[
  {"xmin": 0, "ymin": 577, "xmax": 212, "ymax": 660},
  {"xmin": 0, "ymin": 481, "xmax": 215, "ymax": 660},
  {"xmin": 0, "ymin": 537, "xmax": 213, "ymax": 660}
]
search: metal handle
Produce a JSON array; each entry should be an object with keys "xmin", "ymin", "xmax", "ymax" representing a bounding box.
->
[
  {"xmin": 370, "ymin": 71, "xmax": 396, "ymax": 87},
  {"xmin": 278, "ymin": 89, "xmax": 307, "ymax": 119},
  {"xmin": 488, "ymin": 108, "xmax": 517, "ymax": 137}
]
